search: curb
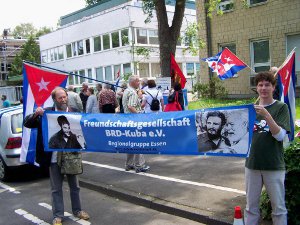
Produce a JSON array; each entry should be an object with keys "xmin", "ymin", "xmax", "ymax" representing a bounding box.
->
[{"xmin": 79, "ymin": 179, "xmax": 231, "ymax": 225}]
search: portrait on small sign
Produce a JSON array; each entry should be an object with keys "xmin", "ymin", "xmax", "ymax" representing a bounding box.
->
[
  {"xmin": 196, "ymin": 109, "xmax": 249, "ymax": 154},
  {"xmin": 47, "ymin": 114, "xmax": 86, "ymax": 149}
]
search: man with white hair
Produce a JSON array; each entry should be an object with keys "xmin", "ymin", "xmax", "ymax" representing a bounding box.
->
[
  {"xmin": 67, "ymin": 85, "xmax": 83, "ymax": 112},
  {"xmin": 122, "ymin": 75, "xmax": 150, "ymax": 173},
  {"xmin": 140, "ymin": 78, "xmax": 148, "ymax": 91}
]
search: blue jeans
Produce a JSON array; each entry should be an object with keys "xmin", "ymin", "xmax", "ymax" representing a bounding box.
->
[{"xmin": 49, "ymin": 163, "xmax": 81, "ymax": 219}]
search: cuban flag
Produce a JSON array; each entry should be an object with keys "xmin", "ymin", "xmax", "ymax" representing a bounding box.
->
[
  {"xmin": 277, "ymin": 50, "xmax": 296, "ymax": 141},
  {"xmin": 202, "ymin": 48, "xmax": 247, "ymax": 80},
  {"xmin": 20, "ymin": 63, "xmax": 68, "ymax": 164}
]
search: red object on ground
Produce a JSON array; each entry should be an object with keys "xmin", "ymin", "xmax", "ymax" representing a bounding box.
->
[{"xmin": 234, "ymin": 206, "xmax": 243, "ymax": 219}]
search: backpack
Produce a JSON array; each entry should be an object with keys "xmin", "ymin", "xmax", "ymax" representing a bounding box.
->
[{"xmin": 146, "ymin": 91, "xmax": 160, "ymax": 111}]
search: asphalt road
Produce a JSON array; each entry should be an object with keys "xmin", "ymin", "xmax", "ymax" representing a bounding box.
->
[{"xmin": 0, "ymin": 168, "xmax": 202, "ymax": 225}]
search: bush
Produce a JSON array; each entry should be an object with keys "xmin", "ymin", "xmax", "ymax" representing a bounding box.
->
[
  {"xmin": 260, "ymin": 140, "xmax": 300, "ymax": 225},
  {"xmin": 192, "ymin": 76, "xmax": 227, "ymax": 99}
]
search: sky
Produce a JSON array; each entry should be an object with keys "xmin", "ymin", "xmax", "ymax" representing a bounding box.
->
[{"xmin": 0, "ymin": 0, "xmax": 86, "ymax": 34}]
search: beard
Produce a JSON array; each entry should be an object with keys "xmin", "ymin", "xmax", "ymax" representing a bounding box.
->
[
  {"xmin": 207, "ymin": 129, "xmax": 222, "ymax": 140},
  {"xmin": 54, "ymin": 100, "xmax": 68, "ymax": 111}
]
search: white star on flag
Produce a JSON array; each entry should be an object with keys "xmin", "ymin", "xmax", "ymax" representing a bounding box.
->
[{"xmin": 36, "ymin": 78, "xmax": 50, "ymax": 91}]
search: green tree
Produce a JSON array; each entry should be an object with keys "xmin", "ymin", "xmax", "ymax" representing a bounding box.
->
[
  {"xmin": 12, "ymin": 23, "xmax": 37, "ymax": 39},
  {"xmin": 9, "ymin": 36, "xmax": 40, "ymax": 77},
  {"xmin": 35, "ymin": 26, "xmax": 53, "ymax": 38},
  {"xmin": 12, "ymin": 23, "xmax": 52, "ymax": 38}
]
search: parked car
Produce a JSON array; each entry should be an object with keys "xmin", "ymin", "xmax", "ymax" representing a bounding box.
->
[{"xmin": 0, "ymin": 105, "xmax": 25, "ymax": 181}]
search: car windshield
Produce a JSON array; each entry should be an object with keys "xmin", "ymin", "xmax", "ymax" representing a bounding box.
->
[{"xmin": 11, "ymin": 113, "xmax": 23, "ymax": 134}]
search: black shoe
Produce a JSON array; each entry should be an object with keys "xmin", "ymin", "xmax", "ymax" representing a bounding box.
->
[
  {"xmin": 135, "ymin": 165, "xmax": 150, "ymax": 173},
  {"xmin": 125, "ymin": 165, "xmax": 135, "ymax": 171}
]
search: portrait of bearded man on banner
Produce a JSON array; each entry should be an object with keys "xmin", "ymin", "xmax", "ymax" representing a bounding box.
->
[{"xmin": 196, "ymin": 109, "xmax": 249, "ymax": 154}]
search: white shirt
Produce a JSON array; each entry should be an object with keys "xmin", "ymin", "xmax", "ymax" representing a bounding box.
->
[{"xmin": 143, "ymin": 87, "xmax": 163, "ymax": 113}]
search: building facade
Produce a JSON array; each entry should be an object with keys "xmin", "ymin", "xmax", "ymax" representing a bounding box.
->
[
  {"xmin": 0, "ymin": 32, "xmax": 26, "ymax": 86},
  {"xmin": 39, "ymin": 0, "xmax": 199, "ymax": 90},
  {"xmin": 197, "ymin": 0, "xmax": 300, "ymax": 97}
]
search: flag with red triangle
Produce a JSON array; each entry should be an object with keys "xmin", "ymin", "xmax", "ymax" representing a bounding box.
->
[
  {"xmin": 277, "ymin": 50, "xmax": 297, "ymax": 141},
  {"xmin": 21, "ymin": 63, "xmax": 68, "ymax": 164}
]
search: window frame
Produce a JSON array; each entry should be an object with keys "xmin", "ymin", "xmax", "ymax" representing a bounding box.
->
[
  {"xmin": 218, "ymin": 0, "xmax": 234, "ymax": 12},
  {"xmin": 250, "ymin": 39, "xmax": 271, "ymax": 87}
]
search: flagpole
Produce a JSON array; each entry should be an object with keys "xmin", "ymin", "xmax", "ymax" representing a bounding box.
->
[
  {"xmin": 253, "ymin": 47, "xmax": 297, "ymax": 104},
  {"xmin": 23, "ymin": 60, "xmax": 122, "ymax": 88}
]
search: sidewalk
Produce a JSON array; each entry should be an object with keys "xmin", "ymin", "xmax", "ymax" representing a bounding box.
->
[{"xmin": 79, "ymin": 153, "xmax": 249, "ymax": 225}]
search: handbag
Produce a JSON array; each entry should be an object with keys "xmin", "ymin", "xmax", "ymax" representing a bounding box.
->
[
  {"xmin": 164, "ymin": 91, "xmax": 182, "ymax": 112},
  {"xmin": 60, "ymin": 152, "xmax": 83, "ymax": 175}
]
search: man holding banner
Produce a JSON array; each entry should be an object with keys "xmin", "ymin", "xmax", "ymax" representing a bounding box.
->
[
  {"xmin": 23, "ymin": 87, "xmax": 89, "ymax": 225},
  {"xmin": 245, "ymin": 72, "xmax": 290, "ymax": 225}
]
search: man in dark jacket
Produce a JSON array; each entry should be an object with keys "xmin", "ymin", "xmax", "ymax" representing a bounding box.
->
[
  {"xmin": 49, "ymin": 115, "xmax": 82, "ymax": 149},
  {"xmin": 23, "ymin": 87, "xmax": 89, "ymax": 225}
]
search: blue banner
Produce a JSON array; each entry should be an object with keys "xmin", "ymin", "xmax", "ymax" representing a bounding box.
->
[{"xmin": 42, "ymin": 104, "xmax": 256, "ymax": 157}]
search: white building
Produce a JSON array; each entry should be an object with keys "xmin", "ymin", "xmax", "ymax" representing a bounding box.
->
[{"xmin": 39, "ymin": 0, "xmax": 199, "ymax": 90}]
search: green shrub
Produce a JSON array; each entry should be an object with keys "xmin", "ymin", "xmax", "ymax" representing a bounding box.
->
[
  {"xmin": 260, "ymin": 140, "xmax": 300, "ymax": 225},
  {"xmin": 192, "ymin": 76, "xmax": 228, "ymax": 99}
]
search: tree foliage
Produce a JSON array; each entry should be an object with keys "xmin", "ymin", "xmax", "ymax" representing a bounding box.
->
[
  {"xmin": 12, "ymin": 23, "xmax": 52, "ymax": 39},
  {"xmin": 9, "ymin": 36, "xmax": 40, "ymax": 77}
]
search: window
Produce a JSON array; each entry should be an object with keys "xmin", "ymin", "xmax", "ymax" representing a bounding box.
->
[
  {"xmin": 94, "ymin": 36, "xmax": 101, "ymax": 52},
  {"xmin": 151, "ymin": 63, "xmax": 161, "ymax": 77},
  {"xmin": 66, "ymin": 44, "xmax": 72, "ymax": 58},
  {"xmin": 79, "ymin": 70, "xmax": 85, "ymax": 84},
  {"xmin": 85, "ymin": 39, "xmax": 90, "ymax": 54},
  {"xmin": 250, "ymin": 39, "xmax": 270, "ymax": 86},
  {"xmin": 87, "ymin": 69, "xmax": 92, "ymax": 83},
  {"xmin": 219, "ymin": 43, "xmax": 236, "ymax": 54},
  {"xmin": 1, "ymin": 63, "xmax": 5, "ymax": 71},
  {"xmin": 139, "ymin": 63, "xmax": 149, "ymax": 78},
  {"xmin": 73, "ymin": 71, "xmax": 79, "ymax": 84},
  {"xmin": 121, "ymin": 29, "xmax": 129, "ymax": 46},
  {"xmin": 77, "ymin": 40, "xmax": 84, "ymax": 56},
  {"xmin": 68, "ymin": 74, "xmax": 74, "ymax": 85},
  {"xmin": 186, "ymin": 63, "xmax": 195, "ymax": 76},
  {"xmin": 114, "ymin": 65, "xmax": 121, "ymax": 80},
  {"xmin": 54, "ymin": 48, "xmax": 59, "ymax": 61},
  {"xmin": 287, "ymin": 34, "xmax": 300, "ymax": 86},
  {"xmin": 123, "ymin": 63, "xmax": 131, "ymax": 75},
  {"xmin": 96, "ymin": 67, "xmax": 103, "ymax": 81},
  {"xmin": 248, "ymin": 0, "xmax": 267, "ymax": 5},
  {"xmin": 137, "ymin": 29, "xmax": 147, "ymax": 44},
  {"xmin": 41, "ymin": 51, "xmax": 47, "ymax": 63},
  {"xmin": 103, "ymin": 34, "xmax": 110, "ymax": 50},
  {"xmin": 72, "ymin": 42, "xmax": 77, "ymax": 56},
  {"xmin": 105, "ymin": 66, "xmax": 112, "ymax": 81},
  {"xmin": 112, "ymin": 31, "xmax": 120, "ymax": 48},
  {"xmin": 50, "ymin": 49, "xmax": 55, "ymax": 62},
  {"xmin": 58, "ymin": 46, "xmax": 64, "ymax": 60},
  {"xmin": 149, "ymin": 30, "xmax": 159, "ymax": 45},
  {"xmin": 219, "ymin": 0, "xmax": 234, "ymax": 12}
]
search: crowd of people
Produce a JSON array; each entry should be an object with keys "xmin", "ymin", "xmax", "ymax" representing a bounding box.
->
[{"xmin": 22, "ymin": 71, "xmax": 290, "ymax": 225}]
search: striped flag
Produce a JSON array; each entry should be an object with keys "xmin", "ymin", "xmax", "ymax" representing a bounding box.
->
[
  {"xmin": 20, "ymin": 63, "xmax": 68, "ymax": 164},
  {"xmin": 277, "ymin": 50, "xmax": 296, "ymax": 141}
]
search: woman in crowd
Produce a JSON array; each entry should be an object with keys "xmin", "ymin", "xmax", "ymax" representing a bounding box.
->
[
  {"xmin": 141, "ymin": 79, "xmax": 164, "ymax": 113},
  {"xmin": 99, "ymin": 83, "xmax": 119, "ymax": 113},
  {"xmin": 168, "ymin": 82, "xmax": 184, "ymax": 110},
  {"xmin": 86, "ymin": 87, "xmax": 99, "ymax": 113}
]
